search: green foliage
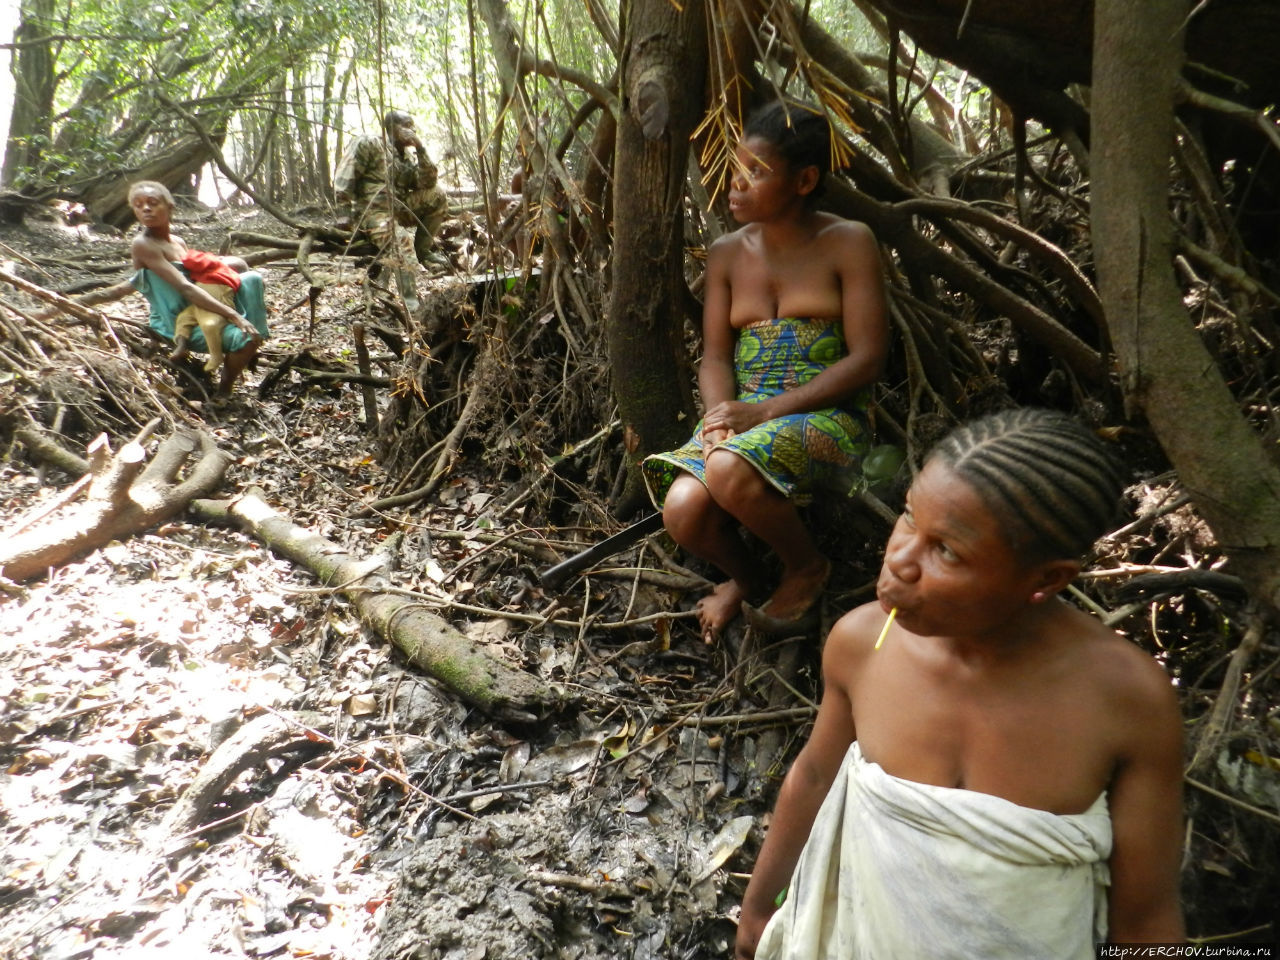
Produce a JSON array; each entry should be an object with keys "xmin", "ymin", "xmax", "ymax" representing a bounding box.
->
[
  {"xmin": 7, "ymin": 0, "xmax": 372, "ymax": 191},
  {"xmin": 6, "ymin": 0, "xmax": 627, "ymax": 205}
]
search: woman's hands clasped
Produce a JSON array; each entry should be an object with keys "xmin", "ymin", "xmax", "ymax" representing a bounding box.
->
[{"xmin": 701, "ymin": 400, "xmax": 769, "ymax": 458}]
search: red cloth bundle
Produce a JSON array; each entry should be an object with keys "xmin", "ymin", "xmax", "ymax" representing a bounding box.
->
[{"xmin": 181, "ymin": 249, "xmax": 241, "ymax": 291}]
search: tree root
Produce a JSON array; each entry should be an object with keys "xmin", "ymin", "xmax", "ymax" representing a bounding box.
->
[
  {"xmin": 158, "ymin": 710, "xmax": 333, "ymax": 849},
  {"xmin": 190, "ymin": 488, "xmax": 565, "ymax": 722}
]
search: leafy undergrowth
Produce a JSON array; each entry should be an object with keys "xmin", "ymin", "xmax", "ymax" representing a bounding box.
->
[{"xmin": 1, "ymin": 202, "xmax": 1277, "ymax": 959}]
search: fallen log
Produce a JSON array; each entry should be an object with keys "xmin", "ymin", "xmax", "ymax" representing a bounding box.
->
[
  {"xmin": 0, "ymin": 420, "xmax": 232, "ymax": 582},
  {"xmin": 190, "ymin": 489, "xmax": 564, "ymax": 722},
  {"xmin": 11, "ymin": 422, "xmax": 91, "ymax": 477}
]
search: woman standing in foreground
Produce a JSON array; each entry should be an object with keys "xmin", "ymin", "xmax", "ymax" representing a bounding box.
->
[
  {"xmin": 643, "ymin": 101, "xmax": 889, "ymax": 643},
  {"xmin": 736, "ymin": 409, "xmax": 1185, "ymax": 959}
]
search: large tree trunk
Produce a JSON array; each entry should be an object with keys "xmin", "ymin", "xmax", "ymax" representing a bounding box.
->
[
  {"xmin": 1091, "ymin": 0, "xmax": 1280, "ymax": 614},
  {"xmin": 3, "ymin": 0, "xmax": 57, "ymax": 188},
  {"xmin": 606, "ymin": 0, "xmax": 708, "ymax": 510},
  {"xmin": 80, "ymin": 134, "xmax": 221, "ymax": 227}
]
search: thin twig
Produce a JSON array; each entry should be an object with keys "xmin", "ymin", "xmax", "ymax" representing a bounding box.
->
[
  {"xmin": 1187, "ymin": 613, "xmax": 1266, "ymax": 775},
  {"xmin": 1185, "ymin": 775, "xmax": 1280, "ymax": 828},
  {"xmin": 674, "ymin": 706, "xmax": 815, "ymax": 727}
]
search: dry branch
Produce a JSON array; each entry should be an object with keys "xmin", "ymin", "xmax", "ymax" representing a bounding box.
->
[
  {"xmin": 1, "ymin": 265, "xmax": 111, "ymax": 326},
  {"xmin": 158, "ymin": 710, "xmax": 332, "ymax": 846},
  {"xmin": 190, "ymin": 489, "xmax": 564, "ymax": 722},
  {"xmin": 0, "ymin": 422, "xmax": 232, "ymax": 582},
  {"xmin": 826, "ymin": 181, "xmax": 1106, "ymax": 384},
  {"xmin": 1186, "ymin": 613, "xmax": 1266, "ymax": 777},
  {"xmin": 11, "ymin": 422, "xmax": 92, "ymax": 477},
  {"xmin": 893, "ymin": 196, "xmax": 1105, "ymax": 326}
]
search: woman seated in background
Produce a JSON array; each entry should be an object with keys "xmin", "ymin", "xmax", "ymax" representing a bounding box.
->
[
  {"xmin": 642, "ymin": 101, "xmax": 889, "ymax": 642},
  {"xmin": 127, "ymin": 180, "xmax": 269, "ymax": 396}
]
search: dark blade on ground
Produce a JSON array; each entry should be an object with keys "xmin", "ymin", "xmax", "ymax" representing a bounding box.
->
[{"xmin": 538, "ymin": 512, "xmax": 665, "ymax": 590}]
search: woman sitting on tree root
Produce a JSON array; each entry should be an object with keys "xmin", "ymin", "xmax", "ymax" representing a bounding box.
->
[
  {"xmin": 642, "ymin": 100, "xmax": 889, "ymax": 643},
  {"xmin": 127, "ymin": 180, "xmax": 269, "ymax": 396}
]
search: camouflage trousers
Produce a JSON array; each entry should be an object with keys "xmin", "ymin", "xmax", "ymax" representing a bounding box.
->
[{"xmin": 363, "ymin": 186, "xmax": 447, "ymax": 270}]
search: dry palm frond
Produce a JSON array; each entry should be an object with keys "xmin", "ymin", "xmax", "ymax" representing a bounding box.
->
[
  {"xmin": 696, "ymin": 0, "xmax": 880, "ymax": 201},
  {"xmin": 693, "ymin": 100, "xmax": 744, "ymax": 202}
]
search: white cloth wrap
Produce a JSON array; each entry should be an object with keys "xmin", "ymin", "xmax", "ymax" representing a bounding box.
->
[{"xmin": 756, "ymin": 742, "xmax": 1112, "ymax": 960}]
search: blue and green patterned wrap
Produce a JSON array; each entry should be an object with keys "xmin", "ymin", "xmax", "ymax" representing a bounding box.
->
[
  {"xmin": 642, "ymin": 317, "xmax": 871, "ymax": 508},
  {"xmin": 130, "ymin": 266, "xmax": 270, "ymax": 353}
]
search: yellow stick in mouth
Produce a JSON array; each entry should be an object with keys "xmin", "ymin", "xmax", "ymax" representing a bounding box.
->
[{"xmin": 874, "ymin": 607, "xmax": 898, "ymax": 650}]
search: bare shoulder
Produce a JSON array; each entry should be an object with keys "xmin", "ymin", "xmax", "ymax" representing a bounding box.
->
[
  {"xmin": 815, "ymin": 216, "xmax": 878, "ymax": 252},
  {"xmin": 130, "ymin": 231, "xmax": 158, "ymax": 268},
  {"xmin": 707, "ymin": 227, "xmax": 750, "ymax": 260},
  {"xmin": 1068, "ymin": 609, "xmax": 1180, "ymax": 729},
  {"xmin": 704, "ymin": 231, "xmax": 744, "ymax": 288},
  {"xmin": 823, "ymin": 602, "xmax": 887, "ymax": 684}
]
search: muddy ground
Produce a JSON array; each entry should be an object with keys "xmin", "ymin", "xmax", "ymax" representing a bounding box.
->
[
  {"xmin": 1, "ymin": 199, "xmax": 1277, "ymax": 959},
  {"xmin": 0, "ymin": 200, "xmax": 833, "ymax": 960}
]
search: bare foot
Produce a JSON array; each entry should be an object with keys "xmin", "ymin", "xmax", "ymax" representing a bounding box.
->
[
  {"xmin": 696, "ymin": 580, "xmax": 747, "ymax": 644},
  {"xmin": 169, "ymin": 335, "xmax": 191, "ymax": 362},
  {"xmin": 758, "ymin": 556, "xmax": 831, "ymax": 624}
]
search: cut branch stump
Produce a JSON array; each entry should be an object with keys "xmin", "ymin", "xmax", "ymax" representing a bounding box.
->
[{"xmin": 0, "ymin": 421, "xmax": 232, "ymax": 582}]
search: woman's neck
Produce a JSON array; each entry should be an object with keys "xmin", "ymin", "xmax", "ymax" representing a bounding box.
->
[
  {"xmin": 755, "ymin": 206, "xmax": 821, "ymax": 247},
  {"xmin": 934, "ymin": 599, "xmax": 1071, "ymax": 668}
]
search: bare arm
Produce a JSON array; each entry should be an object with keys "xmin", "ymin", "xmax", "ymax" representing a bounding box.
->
[
  {"xmin": 706, "ymin": 220, "xmax": 888, "ymax": 435},
  {"xmin": 736, "ymin": 610, "xmax": 870, "ymax": 959},
  {"xmin": 1105, "ymin": 655, "xmax": 1186, "ymax": 942},
  {"xmin": 699, "ymin": 237, "xmax": 740, "ymax": 455},
  {"xmin": 131, "ymin": 236, "xmax": 258, "ymax": 339}
]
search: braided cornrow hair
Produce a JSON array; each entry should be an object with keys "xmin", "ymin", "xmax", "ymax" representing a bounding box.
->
[{"xmin": 927, "ymin": 409, "xmax": 1126, "ymax": 561}]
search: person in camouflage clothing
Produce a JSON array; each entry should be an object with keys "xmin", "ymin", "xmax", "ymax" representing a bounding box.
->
[{"xmin": 334, "ymin": 110, "xmax": 449, "ymax": 311}]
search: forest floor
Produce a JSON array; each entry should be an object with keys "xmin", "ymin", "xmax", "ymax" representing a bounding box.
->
[
  {"xmin": 0, "ymin": 200, "xmax": 835, "ymax": 960},
  {"xmin": 1, "ymin": 199, "xmax": 1278, "ymax": 959}
]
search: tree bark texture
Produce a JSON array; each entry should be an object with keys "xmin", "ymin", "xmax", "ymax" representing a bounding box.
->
[
  {"xmin": 0, "ymin": 426, "xmax": 231, "ymax": 582},
  {"xmin": 1091, "ymin": 0, "xmax": 1280, "ymax": 613},
  {"xmin": 80, "ymin": 135, "xmax": 219, "ymax": 227},
  {"xmin": 3, "ymin": 0, "xmax": 57, "ymax": 188},
  {"xmin": 190, "ymin": 490, "xmax": 564, "ymax": 722},
  {"xmin": 607, "ymin": 0, "xmax": 708, "ymax": 507}
]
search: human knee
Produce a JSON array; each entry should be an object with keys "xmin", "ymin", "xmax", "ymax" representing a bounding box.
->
[
  {"xmin": 704, "ymin": 450, "xmax": 762, "ymax": 503},
  {"xmin": 662, "ymin": 478, "xmax": 715, "ymax": 544}
]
